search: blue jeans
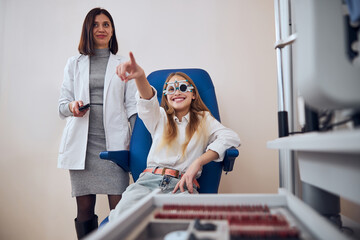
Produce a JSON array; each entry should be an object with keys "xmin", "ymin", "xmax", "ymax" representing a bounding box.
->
[{"xmin": 108, "ymin": 172, "xmax": 199, "ymax": 222}]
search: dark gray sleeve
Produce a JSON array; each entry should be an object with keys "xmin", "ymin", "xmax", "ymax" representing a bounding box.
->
[{"xmin": 128, "ymin": 113, "xmax": 137, "ymax": 133}]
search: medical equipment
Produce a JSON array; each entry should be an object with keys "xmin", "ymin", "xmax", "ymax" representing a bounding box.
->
[{"xmin": 163, "ymin": 80, "xmax": 194, "ymax": 95}]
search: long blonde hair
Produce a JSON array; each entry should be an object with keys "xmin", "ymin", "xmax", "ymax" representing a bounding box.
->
[{"xmin": 159, "ymin": 72, "xmax": 210, "ymax": 159}]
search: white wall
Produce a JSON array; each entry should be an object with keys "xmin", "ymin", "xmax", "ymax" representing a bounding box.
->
[{"xmin": 0, "ymin": 0, "xmax": 278, "ymax": 239}]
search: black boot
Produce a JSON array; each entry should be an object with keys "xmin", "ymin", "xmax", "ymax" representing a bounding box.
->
[{"xmin": 74, "ymin": 215, "xmax": 98, "ymax": 239}]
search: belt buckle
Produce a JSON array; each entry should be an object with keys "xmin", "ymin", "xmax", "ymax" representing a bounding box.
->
[
  {"xmin": 161, "ymin": 167, "xmax": 168, "ymax": 176},
  {"xmin": 162, "ymin": 167, "xmax": 180, "ymax": 178}
]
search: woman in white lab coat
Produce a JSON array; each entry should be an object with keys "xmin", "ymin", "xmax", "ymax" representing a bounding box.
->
[{"xmin": 58, "ymin": 8, "xmax": 137, "ymax": 239}]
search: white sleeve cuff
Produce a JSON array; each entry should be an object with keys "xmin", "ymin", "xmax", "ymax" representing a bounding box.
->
[{"xmin": 206, "ymin": 140, "xmax": 227, "ymax": 162}]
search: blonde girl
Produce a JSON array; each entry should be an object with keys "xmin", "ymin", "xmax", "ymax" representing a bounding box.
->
[{"xmin": 108, "ymin": 52, "xmax": 240, "ymax": 221}]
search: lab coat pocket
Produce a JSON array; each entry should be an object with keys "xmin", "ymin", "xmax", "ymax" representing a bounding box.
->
[{"xmin": 59, "ymin": 117, "xmax": 75, "ymax": 154}]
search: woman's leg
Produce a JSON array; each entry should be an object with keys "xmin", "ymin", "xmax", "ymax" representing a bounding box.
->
[
  {"xmin": 108, "ymin": 195, "xmax": 122, "ymax": 210},
  {"xmin": 76, "ymin": 194, "xmax": 96, "ymax": 221},
  {"xmin": 74, "ymin": 194, "xmax": 98, "ymax": 239}
]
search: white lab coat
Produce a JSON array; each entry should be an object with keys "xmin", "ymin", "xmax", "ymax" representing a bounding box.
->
[{"xmin": 58, "ymin": 53, "xmax": 137, "ymax": 170}]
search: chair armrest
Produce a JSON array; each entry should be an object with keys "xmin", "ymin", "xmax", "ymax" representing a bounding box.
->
[
  {"xmin": 99, "ymin": 150, "xmax": 130, "ymax": 172},
  {"xmin": 222, "ymin": 147, "xmax": 239, "ymax": 172}
]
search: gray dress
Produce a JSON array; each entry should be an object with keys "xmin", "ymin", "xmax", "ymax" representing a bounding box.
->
[{"xmin": 69, "ymin": 48, "xmax": 129, "ymax": 197}]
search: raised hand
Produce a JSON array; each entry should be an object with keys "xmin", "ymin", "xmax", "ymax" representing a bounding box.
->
[
  {"xmin": 116, "ymin": 52, "xmax": 145, "ymax": 82},
  {"xmin": 116, "ymin": 52, "xmax": 154, "ymax": 100}
]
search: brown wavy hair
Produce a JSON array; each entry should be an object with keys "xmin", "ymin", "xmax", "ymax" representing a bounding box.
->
[
  {"xmin": 159, "ymin": 72, "xmax": 211, "ymax": 158},
  {"xmin": 78, "ymin": 8, "xmax": 118, "ymax": 56}
]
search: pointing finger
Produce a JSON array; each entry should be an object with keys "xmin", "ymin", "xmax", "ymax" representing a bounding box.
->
[{"xmin": 129, "ymin": 51, "xmax": 136, "ymax": 66}]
